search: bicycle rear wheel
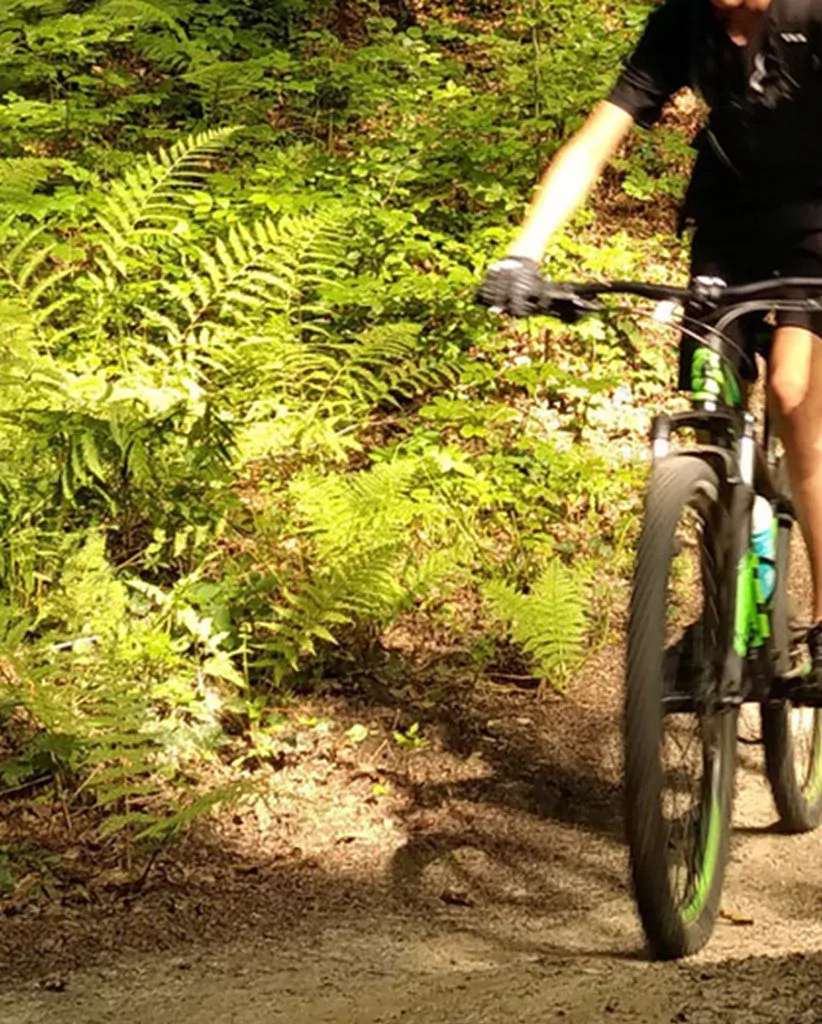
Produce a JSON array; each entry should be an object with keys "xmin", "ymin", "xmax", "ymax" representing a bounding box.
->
[
  {"xmin": 626, "ymin": 456, "xmax": 737, "ymax": 960},
  {"xmin": 762, "ymin": 459, "xmax": 822, "ymax": 832}
]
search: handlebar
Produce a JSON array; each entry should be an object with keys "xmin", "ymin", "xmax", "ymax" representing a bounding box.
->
[{"xmin": 545, "ymin": 275, "xmax": 822, "ymax": 314}]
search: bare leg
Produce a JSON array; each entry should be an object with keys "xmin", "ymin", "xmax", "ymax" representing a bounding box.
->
[{"xmin": 769, "ymin": 325, "xmax": 822, "ymax": 621}]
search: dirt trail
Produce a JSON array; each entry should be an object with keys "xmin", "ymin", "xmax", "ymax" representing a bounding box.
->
[{"xmin": 2, "ymin": 650, "xmax": 822, "ymax": 1024}]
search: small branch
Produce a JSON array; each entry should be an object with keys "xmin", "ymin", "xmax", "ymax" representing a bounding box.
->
[{"xmin": 0, "ymin": 774, "xmax": 52, "ymax": 799}]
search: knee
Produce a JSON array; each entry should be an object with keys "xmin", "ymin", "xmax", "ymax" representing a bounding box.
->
[{"xmin": 770, "ymin": 365, "xmax": 811, "ymax": 420}]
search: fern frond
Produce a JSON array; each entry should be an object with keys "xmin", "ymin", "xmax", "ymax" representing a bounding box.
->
[
  {"xmin": 290, "ymin": 543, "xmax": 407, "ymax": 639},
  {"xmin": 235, "ymin": 321, "xmax": 452, "ymax": 452},
  {"xmin": 484, "ymin": 561, "xmax": 588, "ymax": 688},
  {"xmin": 291, "ymin": 458, "xmax": 427, "ymax": 563},
  {"xmin": 161, "ymin": 212, "xmax": 345, "ymax": 363},
  {"xmin": 93, "ymin": 0, "xmax": 193, "ymax": 37},
  {"xmin": 132, "ymin": 782, "xmax": 247, "ymax": 842},
  {"xmin": 0, "ymin": 158, "xmax": 57, "ymax": 207},
  {"xmin": 0, "ymin": 224, "xmax": 73, "ymax": 343},
  {"xmin": 182, "ymin": 59, "xmax": 270, "ymax": 114},
  {"xmin": 131, "ymin": 29, "xmax": 191, "ymax": 71},
  {"xmin": 258, "ymin": 455, "xmax": 473, "ymax": 674},
  {"xmin": 169, "ymin": 219, "xmax": 298, "ymax": 335},
  {"xmin": 96, "ymin": 127, "xmax": 237, "ymax": 275},
  {"xmin": 0, "ymin": 298, "xmax": 38, "ymax": 358},
  {"xmin": 329, "ymin": 323, "xmax": 452, "ymax": 409}
]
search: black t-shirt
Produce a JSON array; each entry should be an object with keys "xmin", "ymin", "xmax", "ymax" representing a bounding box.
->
[{"xmin": 608, "ymin": 0, "xmax": 822, "ymax": 229}]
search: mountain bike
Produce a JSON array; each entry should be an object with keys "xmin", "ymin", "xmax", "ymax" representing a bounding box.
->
[{"xmin": 532, "ymin": 274, "xmax": 822, "ymax": 959}]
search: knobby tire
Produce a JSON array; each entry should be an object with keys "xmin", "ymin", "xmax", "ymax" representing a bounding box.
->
[{"xmin": 625, "ymin": 455, "xmax": 737, "ymax": 959}]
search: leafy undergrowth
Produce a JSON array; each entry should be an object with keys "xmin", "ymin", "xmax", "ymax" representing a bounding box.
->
[
  {"xmin": 0, "ymin": 660, "xmax": 454, "ymax": 909},
  {"xmin": 0, "ymin": 632, "xmax": 628, "ymax": 945},
  {"xmin": 0, "ymin": 0, "xmax": 690, "ymax": 875}
]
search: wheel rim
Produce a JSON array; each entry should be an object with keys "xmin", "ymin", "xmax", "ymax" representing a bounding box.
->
[
  {"xmin": 661, "ymin": 493, "xmax": 725, "ymax": 920},
  {"xmin": 661, "ymin": 716, "xmax": 724, "ymax": 921}
]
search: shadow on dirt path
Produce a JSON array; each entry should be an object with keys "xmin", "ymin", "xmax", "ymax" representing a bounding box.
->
[{"xmin": 2, "ymin": 646, "xmax": 822, "ymax": 1022}]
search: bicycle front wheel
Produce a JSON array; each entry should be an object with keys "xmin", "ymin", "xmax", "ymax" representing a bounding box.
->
[{"xmin": 625, "ymin": 455, "xmax": 737, "ymax": 960}]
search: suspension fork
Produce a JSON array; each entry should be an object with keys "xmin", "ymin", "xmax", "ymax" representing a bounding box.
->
[
  {"xmin": 720, "ymin": 412, "xmax": 757, "ymax": 703},
  {"xmin": 650, "ymin": 409, "xmax": 753, "ymax": 708}
]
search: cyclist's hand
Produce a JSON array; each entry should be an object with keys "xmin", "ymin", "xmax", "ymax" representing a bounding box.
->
[
  {"xmin": 477, "ymin": 257, "xmax": 593, "ymax": 322},
  {"xmin": 477, "ymin": 255, "xmax": 544, "ymax": 317}
]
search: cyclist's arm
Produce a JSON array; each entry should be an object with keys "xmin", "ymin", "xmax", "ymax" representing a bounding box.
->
[{"xmin": 506, "ymin": 101, "xmax": 635, "ymax": 263}]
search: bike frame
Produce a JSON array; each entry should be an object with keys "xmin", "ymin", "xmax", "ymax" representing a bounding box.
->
[
  {"xmin": 650, "ymin": 332, "xmax": 782, "ymax": 707},
  {"xmin": 530, "ymin": 274, "xmax": 822, "ymax": 707}
]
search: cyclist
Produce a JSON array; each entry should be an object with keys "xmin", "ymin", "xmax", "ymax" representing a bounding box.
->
[{"xmin": 479, "ymin": 0, "xmax": 822, "ymax": 687}]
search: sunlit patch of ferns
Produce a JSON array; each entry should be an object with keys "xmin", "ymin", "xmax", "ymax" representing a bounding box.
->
[{"xmin": 484, "ymin": 561, "xmax": 588, "ymax": 687}]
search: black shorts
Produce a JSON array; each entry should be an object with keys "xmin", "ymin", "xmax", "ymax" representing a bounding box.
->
[{"xmin": 679, "ymin": 220, "xmax": 822, "ymax": 390}]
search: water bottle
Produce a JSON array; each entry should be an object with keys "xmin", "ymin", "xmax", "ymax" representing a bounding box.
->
[{"xmin": 751, "ymin": 495, "xmax": 776, "ymax": 602}]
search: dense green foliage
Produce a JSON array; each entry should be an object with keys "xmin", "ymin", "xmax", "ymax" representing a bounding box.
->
[{"xmin": 0, "ymin": 0, "xmax": 687, "ymax": 852}]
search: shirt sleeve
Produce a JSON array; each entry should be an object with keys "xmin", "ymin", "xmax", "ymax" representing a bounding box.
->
[{"xmin": 608, "ymin": 0, "xmax": 692, "ymax": 128}]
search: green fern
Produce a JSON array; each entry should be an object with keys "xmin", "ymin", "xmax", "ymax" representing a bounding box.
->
[
  {"xmin": 484, "ymin": 561, "xmax": 589, "ymax": 688},
  {"xmin": 296, "ymin": 324, "xmax": 445, "ymax": 413},
  {"xmin": 0, "ymin": 221, "xmax": 73, "ymax": 347},
  {"xmin": 291, "ymin": 457, "xmax": 431, "ymax": 562},
  {"xmin": 0, "ymin": 158, "xmax": 58, "ymax": 208},
  {"xmin": 182, "ymin": 58, "xmax": 271, "ymax": 116},
  {"xmin": 96, "ymin": 127, "xmax": 238, "ymax": 275},
  {"xmin": 0, "ymin": 127, "xmax": 463, "ymax": 698},
  {"xmin": 93, "ymin": 0, "xmax": 192, "ymax": 37},
  {"xmin": 168, "ymin": 211, "xmax": 342, "ymax": 334},
  {"xmin": 268, "ymin": 544, "xmax": 408, "ymax": 667},
  {"xmin": 0, "ymin": 534, "xmax": 241, "ymax": 843},
  {"xmin": 236, "ymin": 322, "xmax": 452, "ymax": 459},
  {"xmin": 251, "ymin": 456, "xmax": 470, "ymax": 676}
]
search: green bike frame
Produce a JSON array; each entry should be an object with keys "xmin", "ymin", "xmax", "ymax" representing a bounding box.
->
[
  {"xmin": 690, "ymin": 344, "xmax": 773, "ymax": 662},
  {"xmin": 690, "ymin": 348, "xmax": 742, "ymax": 408}
]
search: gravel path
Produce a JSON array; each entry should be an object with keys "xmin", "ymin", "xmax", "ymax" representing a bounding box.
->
[{"xmin": 2, "ymin": 655, "xmax": 822, "ymax": 1023}]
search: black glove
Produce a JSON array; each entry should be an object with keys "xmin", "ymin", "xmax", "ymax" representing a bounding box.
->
[{"xmin": 477, "ymin": 255, "xmax": 545, "ymax": 317}]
